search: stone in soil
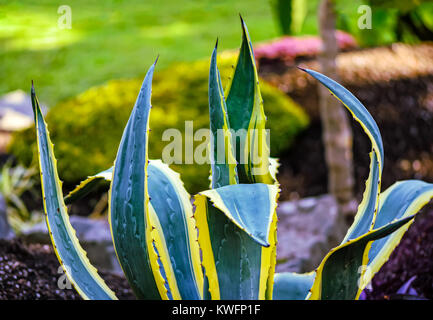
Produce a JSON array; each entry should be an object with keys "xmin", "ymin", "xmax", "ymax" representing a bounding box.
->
[
  {"xmin": 276, "ymin": 194, "xmax": 345, "ymax": 273},
  {"xmin": 21, "ymin": 215, "xmax": 122, "ymax": 274}
]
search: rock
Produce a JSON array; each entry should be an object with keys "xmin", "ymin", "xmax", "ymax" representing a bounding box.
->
[
  {"xmin": 0, "ymin": 90, "xmax": 47, "ymax": 122},
  {"xmin": 0, "ymin": 194, "xmax": 14, "ymax": 240},
  {"xmin": 20, "ymin": 195, "xmax": 346, "ymax": 276},
  {"xmin": 275, "ymin": 194, "xmax": 345, "ymax": 273},
  {"xmin": 0, "ymin": 90, "xmax": 48, "ymax": 151},
  {"xmin": 0, "ymin": 109, "xmax": 33, "ymax": 132},
  {"xmin": 20, "ymin": 216, "xmax": 122, "ymax": 274}
]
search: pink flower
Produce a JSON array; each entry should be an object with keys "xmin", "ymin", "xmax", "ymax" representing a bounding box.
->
[{"xmin": 254, "ymin": 31, "xmax": 357, "ymax": 61}]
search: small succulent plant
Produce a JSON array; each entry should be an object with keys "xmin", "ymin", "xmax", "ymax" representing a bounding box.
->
[
  {"xmin": 32, "ymin": 18, "xmax": 433, "ymax": 300},
  {"xmin": 0, "ymin": 161, "xmax": 40, "ymax": 233}
]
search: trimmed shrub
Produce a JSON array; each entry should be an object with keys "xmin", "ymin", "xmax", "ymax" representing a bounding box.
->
[{"xmin": 9, "ymin": 52, "xmax": 309, "ymax": 193}]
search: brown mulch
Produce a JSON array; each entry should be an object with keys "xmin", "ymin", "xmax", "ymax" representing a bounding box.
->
[{"xmin": 0, "ymin": 238, "xmax": 134, "ymax": 300}]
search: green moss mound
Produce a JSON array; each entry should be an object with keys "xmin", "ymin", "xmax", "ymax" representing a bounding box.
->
[{"xmin": 9, "ymin": 53, "xmax": 309, "ymax": 193}]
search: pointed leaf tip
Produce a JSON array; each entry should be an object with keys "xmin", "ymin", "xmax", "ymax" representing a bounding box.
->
[
  {"xmin": 215, "ymin": 38, "xmax": 218, "ymax": 49},
  {"xmin": 239, "ymin": 15, "xmax": 247, "ymax": 34},
  {"xmin": 239, "ymin": 13, "xmax": 244, "ymax": 23}
]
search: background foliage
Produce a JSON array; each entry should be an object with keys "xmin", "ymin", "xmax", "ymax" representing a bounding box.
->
[
  {"xmin": 9, "ymin": 53, "xmax": 308, "ymax": 193},
  {"xmin": 270, "ymin": 0, "xmax": 433, "ymax": 46},
  {"xmin": 0, "ymin": 0, "xmax": 279, "ymax": 106}
]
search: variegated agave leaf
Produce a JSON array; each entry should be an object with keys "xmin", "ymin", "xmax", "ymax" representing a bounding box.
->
[
  {"xmin": 64, "ymin": 161, "xmax": 204, "ymax": 300},
  {"xmin": 365, "ymin": 180, "xmax": 433, "ymax": 285},
  {"xmin": 308, "ymin": 216, "xmax": 414, "ymax": 300},
  {"xmin": 64, "ymin": 168, "xmax": 112, "ymax": 205},
  {"xmin": 108, "ymin": 61, "xmax": 204, "ymax": 300},
  {"xmin": 32, "ymin": 83, "xmax": 117, "ymax": 300},
  {"xmin": 145, "ymin": 160, "xmax": 203, "ymax": 299},
  {"xmin": 273, "ymin": 272, "xmax": 315, "ymax": 300},
  {"xmin": 299, "ymin": 68, "xmax": 433, "ymax": 300},
  {"xmin": 202, "ymin": 19, "xmax": 281, "ymax": 300},
  {"xmin": 300, "ymin": 68, "xmax": 384, "ymax": 241},
  {"xmin": 208, "ymin": 40, "xmax": 238, "ymax": 189},
  {"xmin": 108, "ymin": 60, "xmax": 164, "ymax": 299},
  {"xmin": 224, "ymin": 17, "xmax": 276, "ymax": 185},
  {"xmin": 194, "ymin": 183, "xmax": 279, "ymax": 299}
]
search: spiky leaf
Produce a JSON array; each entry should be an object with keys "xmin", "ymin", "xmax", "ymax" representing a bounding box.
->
[
  {"xmin": 308, "ymin": 216, "xmax": 414, "ymax": 300},
  {"xmin": 208, "ymin": 41, "xmax": 238, "ymax": 189},
  {"xmin": 365, "ymin": 180, "xmax": 433, "ymax": 285},
  {"xmin": 194, "ymin": 183, "xmax": 279, "ymax": 299},
  {"xmin": 64, "ymin": 168, "xmax": 113, "ymax": 205},
  {"xmin": 300, "ymin": 68, "xmax": 384, "ymax": 241},
  {"xmin": 225, "ymin": 18, "xmax": 274, "ymax": 185},
  {"xmin": 146, "ymin": 160, "xmax": 203, "ymax": 299},
  {"xmin": 64, "ymin": 160, "xmax": 204, "ymax": 299},
  {"xmin": 108, "ymin": 61, "xmax": 165, "ymax": 299},
  {"xmin": 32, "ymin": 84, "xmax": 116, "ymax": 300},
  {"xmin": 302, "ymin": 67, "xmax": 433, "ymax": 300}
]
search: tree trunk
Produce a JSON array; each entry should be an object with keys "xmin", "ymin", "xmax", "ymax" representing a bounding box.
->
[{"xmin": 318, "ymin": 0, "xmax": 357, "ymax": 224}]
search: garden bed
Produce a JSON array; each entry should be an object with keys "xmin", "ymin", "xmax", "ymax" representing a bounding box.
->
[
  {"xmin": 1, "ymin": 205, "xmax": 433, "ymax": 300},
  {"xmin": 0, "ymin": 238, "xmax": 134, "ymax": 300},
  {"xmin": 365, "ymin": 203, "xmax": 433, "ymax": 300},
  {"xmin": 1, "ymin": 44, "xmax": 433, "ymax": 300},
  {"xmin": 269, "ymin": 44, "xmax": 433, "ymax": 201},
  {"xmin": 267, "ymin": 43, "xmax": 433, "ymax": 299}
]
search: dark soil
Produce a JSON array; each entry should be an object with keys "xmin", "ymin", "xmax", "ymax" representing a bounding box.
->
[
  {"xmin": 364, "ymin": 203, "xmax": 433, "ymax": 300},
  {"xmin": 0, "ymin": 238, "xmax": 135, "ymax": 300},
  {"xmin": 2, "ymin": 208, "xmax": 433, "ymax": 300}
]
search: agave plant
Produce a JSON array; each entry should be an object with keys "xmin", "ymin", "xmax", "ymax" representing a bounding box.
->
[{"xmin": 31, "ymin": 19, "xmax": 433, "ymax": 300}]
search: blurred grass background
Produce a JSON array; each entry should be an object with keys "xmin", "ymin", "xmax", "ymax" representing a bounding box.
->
[
  {"xmin": 4, "ymin": 0, "xmax": 431, "ymax": 107},
  {"xmin": 0, "ymin": 0, "xmax": 283, "ymax": 106}
]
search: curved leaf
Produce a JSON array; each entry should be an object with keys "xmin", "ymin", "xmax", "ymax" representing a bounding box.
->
[
  {"xmin": 32, "ymin": 84, "xmax": 116, "ymax": 300},
  {"xmin": 364, "ymin": 180, "xmax": 433, "ymax": 285},
  {"xmin": 273, "ymin": 272, "xmax": 315, "ymax": 300},
  {"xmin": 194, "ymin": 183, "xmax": 279, "ymax": 299},
  {"xmin": 225, "ymin": 17, "xmax": 274, "ymax": 185},
  {"xmin": 147, "ymin": 160, "xmax": 203, "ymax": 299},
  {"xmin": 208, "ymin": 40, "xmax": 238, "ymax": 189},
  {"xmin": 63, "ymin": 160, "xmax": 204, "ymax": 299},
  {"xmin": 108, "ymin": 60, "xmax": 166, "ymax": 299},
  {"xmin": 64, "ymin": 168, "xmax": 113, "ymax": 205},
  {"xmin": 308, "ymin": 216, "xmax": 414, "ymax": 300},
  {"xmin": 300, "ymin": 68, "xmax": 383, "ymax": 241},
  {"xmin": 302, "ymin": 68, "xmax": 433, "ymax": 300}
]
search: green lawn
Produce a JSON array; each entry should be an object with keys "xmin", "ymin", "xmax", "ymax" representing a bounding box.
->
[{"xmin": 0, "ymin": 0, "xmax": 283, "ymax": 106}]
